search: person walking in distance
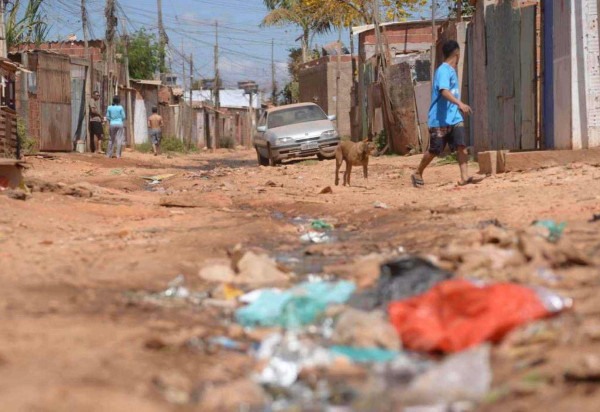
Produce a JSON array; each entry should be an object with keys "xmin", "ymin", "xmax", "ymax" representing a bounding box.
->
[
  {"xmin": 148, "ymin": 107, "xmax": 164, "ymax": 156},
  {"xmin": 89, "ymin": 91, "xmax": 105, "ymax": 154},
  {"xmin": 411, "ymin": 40, "xmax": 473, "ymax": 188},
  {"xmin": 105, "ymin": 96, "xmax": 126, "ymax": 159}
]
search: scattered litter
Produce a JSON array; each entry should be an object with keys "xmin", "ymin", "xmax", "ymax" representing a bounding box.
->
[
  {"xmin": 477, "ymin": 219, "xmax": 503, "ymax": 229},
  {"xmin": 332, "ymin": 308, "xmax": 401, "ymax": 350},
  {"xmin": 255, "ymin": 333, "xmax": 333, "ymax": 386},
  {"xmin": 162, "ymin": 275, "xmax": 191, "ymax": 299},
  {"xmin": 207, "ymin": 336, "xmax": 249, "ymax": 352},
  {"xmin": 142, "ymin": 173, "xmax": 175, "ymax": 182},
  {"xmin": 235, "ymin": 280, "xmax": 356, "ymax": 328},
  {"xmin": 311, "ymin": 219, "xmax": 334, "ymax": 231},
  {"xmin": 388, "ymin": 279, "xmax": 572, "ymax": 353},
  {"xmin": 349, "ymin": 257, "xmax": 453, "ymax": 310},
  {"xmin": 400, "ymin": 345, "xmax": 492, "ymax": 406},
  {"xmin": 211, "ymin": 283, "xmax": 244, "ymax": 300},
  {"xmin": 330, "ymin": 346, "xmax": 399, "ymax": 363},
  {"xmin": 135, "ymin": 275, "xmax": 207, "ymax": 306},
  {"xmin": 590, "ymin": 214, "xmax": 600, "ymax": 223},
  {"xmin": 110, "ymin": 168, "xmax": 123, "ymax": 175},
  {"xmin": 320, "ymin": 186, "xmax": 333, "ymax": 194},
  {"xmin": 265, "ymin": 180, "xmax": 280, "ymax": 187},
  {"xmin": 533, "ymin": 220, "xmax": 566, "ymax": 243},
  {"xmin": 374, "ymin": 201, "xmax": 390, "ymax": 209},
  {"xmin": 300, "ymin": 231, "xmax": 331, "ymax": 244}
]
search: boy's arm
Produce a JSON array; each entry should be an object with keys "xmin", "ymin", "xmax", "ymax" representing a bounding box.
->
[
  {"xmin": 437, "ymin": 67, "xmax": 471, "ymax": 115},
  {"xmin": 441, "ymin": 89, "xmax": 471, "ymax": 115}
]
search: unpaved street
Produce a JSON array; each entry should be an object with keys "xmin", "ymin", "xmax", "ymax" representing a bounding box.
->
[{"xmin": 1, "ymin": 149, "xmax": 600, "ymax": 411}]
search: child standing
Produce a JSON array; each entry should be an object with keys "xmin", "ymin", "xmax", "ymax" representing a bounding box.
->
[{"xmin": 106, "ymin": 96, "xmax": 126, "ymax": 159}]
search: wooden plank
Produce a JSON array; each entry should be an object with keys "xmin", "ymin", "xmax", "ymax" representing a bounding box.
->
[
  {"xmin": 385, "ymin": 62, "xmax": 419, "ymax": 153},
  {"xmin": 471, "ymin": 0, "xmax": 490, "ymax": 154},
  {"xmin": 552, "ymin": 0, "xmax": 573, "ymax": 149},
  {"xmin": 40, "ymin": 103, "xmax": 72, "ymax": 151},
  {"xmin": 520, "ymin": 6, "xmax": 537, "ymax": 150}
]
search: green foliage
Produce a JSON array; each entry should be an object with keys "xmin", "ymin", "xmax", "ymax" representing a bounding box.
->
[
  {"xmin": 374, "ymin": 129, "xmax": 387, "ymax": 153},
  {"xmin": 6, "ymin": 0, "xmax": 50, "ymax": 48},
  {"xmin": 135, "ymin": 142, "xmax": 153, "ymax": 153},
  {"xmin": 437, "ymin": 152, "xmax": 458, "ymax": 165},
  {"xmin": 17, "ymin": 118, "xmax": 37, "ymax": 155},
  {"xmin": 123, "ymin": 29, "xmax": 164, "ymax": 80}
]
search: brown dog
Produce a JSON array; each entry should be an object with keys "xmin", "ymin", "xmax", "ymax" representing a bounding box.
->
[{"xmin": 335, "ymin": 139, "xmax": 375, "ymax": 186}]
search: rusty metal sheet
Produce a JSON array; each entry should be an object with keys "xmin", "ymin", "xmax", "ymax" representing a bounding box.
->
[{"xmin": 40, "ymin": 103, "xmax": 72, "ymax": 151}]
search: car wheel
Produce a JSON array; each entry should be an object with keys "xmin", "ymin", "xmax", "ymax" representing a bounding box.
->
[
  {"xmin": 255, "ymin": 146, "xmax": 269, "ymax": 166},
  {"xmin": 267, "ymin": 144, "xmax": 279, "ymax": 167},
  {"xmin": 317, "ymin": 153, "xmax": 335, "ymax": 161}
]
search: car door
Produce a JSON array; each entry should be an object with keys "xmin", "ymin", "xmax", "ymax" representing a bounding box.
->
[{"xmin": 254, "ymin": 112, "xmax": 269, "ymax": 155}]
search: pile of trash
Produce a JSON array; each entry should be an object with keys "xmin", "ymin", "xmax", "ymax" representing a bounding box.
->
[
  {"xmin": 142, "ymin": 220, "xmax": 582, "ymax": 410},
  {"xmin": 438, "ymin": 220, "xmax": 591, "ymax": 283}
]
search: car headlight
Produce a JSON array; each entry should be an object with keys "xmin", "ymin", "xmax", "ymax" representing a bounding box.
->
[
  {"xmin": 321, "ymin": 130, "xmax": 338, "ymax": 139},
  {"xmin": 275, "ymin": 137, "xmax": 294, "ymax": 145}
]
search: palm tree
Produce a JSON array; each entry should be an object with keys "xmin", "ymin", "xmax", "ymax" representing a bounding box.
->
[{"xmin": 262, "ymin": 0, "xmax": 331, "ymax": 63}]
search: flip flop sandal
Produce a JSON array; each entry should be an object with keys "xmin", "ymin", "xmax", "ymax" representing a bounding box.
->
[
  {"xmin": 411, "ymin": 174, "xmax": 425, "ymax": 188},
  {"xmin": 457, "ymin": 177, "xmax": 475, "ymax": 187}
]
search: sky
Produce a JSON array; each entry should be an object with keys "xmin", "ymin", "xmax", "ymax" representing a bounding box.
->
[{"xmin": 43, "ymin": 0, "xmax": 443, "ymax": 93}]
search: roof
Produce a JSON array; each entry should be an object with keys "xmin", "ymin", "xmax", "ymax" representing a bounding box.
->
[
  {"xmin": 188, "ymin": 89, "xmax": 262, "ymax": 109},
  {"xmin": 266, "ymin": 102, "xmax": 319, "ymax": 114},
  {"xmin": 352, "ymin": 19, "xmax": 449, "ymax": 36},
  {"xmin": 131, "ymin": 79, "xmax": 162, "ymax": 86}
]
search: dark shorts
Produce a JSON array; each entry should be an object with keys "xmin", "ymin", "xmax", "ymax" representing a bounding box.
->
[
  {"xmin": 149, "ymin": 129, "xmax": 162, "ymax": 145},
  {"xmin": 90, "ymin": 121, "xmax": 104, "ymax": 138},
  {"xmin": 428, "ymin": 123, "xmax": 466, "ymax": 155}
]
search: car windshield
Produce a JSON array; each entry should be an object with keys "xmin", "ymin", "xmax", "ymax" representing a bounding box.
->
[{"xmin": 267, "ymin": 106, "xmax": 328, "ymax": 129}]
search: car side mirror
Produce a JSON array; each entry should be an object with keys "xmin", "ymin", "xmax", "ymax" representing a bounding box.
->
[
  {"xmin": 327, "ymin": 115, "xmax": 337, "ymax": 121},
  {"xmin": 257, "ymin": 125, "xmax": 267, "ymax": 133}
]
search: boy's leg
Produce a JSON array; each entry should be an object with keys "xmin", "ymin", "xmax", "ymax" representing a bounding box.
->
[
  {"xmin": 412, "ymin": 128, "xmax": 444, "ymax": 186},
  {"xmin": 450, "ymin": 124, "xmax": 470, "ymax": 184}
]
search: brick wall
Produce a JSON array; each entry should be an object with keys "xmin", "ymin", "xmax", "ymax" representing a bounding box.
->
[{"xmin": 298, "ymin": 56, "xmax": 355, "ymax": 137}]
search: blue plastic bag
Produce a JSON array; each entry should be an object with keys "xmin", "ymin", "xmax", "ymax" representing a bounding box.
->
[{"xmin": 236, "ymin": 281, "xmax": 356, "ymax": 328}]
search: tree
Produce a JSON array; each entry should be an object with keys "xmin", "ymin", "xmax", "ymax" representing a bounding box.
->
[
  {"xmin": 6, "ymin": 0, "xmax": 51, "ymax": 48},
  {"xmin": 262, "ymin": 0, "xmax": 332, "ymax": 63},
  {"xmin": 122, "ymin": 29, "xmax": 164, "ymax": 80}
]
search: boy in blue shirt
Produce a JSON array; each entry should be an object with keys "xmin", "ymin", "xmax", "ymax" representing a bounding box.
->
[{"xmin": 412, "ymin": 40, "xmax": 473, "ymax": 187}]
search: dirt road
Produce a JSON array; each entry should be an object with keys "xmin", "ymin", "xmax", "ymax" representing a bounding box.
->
[{"xmin": 1, "ymin": 149, "xmax": 599, "ymax": 411}]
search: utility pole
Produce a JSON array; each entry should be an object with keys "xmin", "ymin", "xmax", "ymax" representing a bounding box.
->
[
  {"xmin": 105, "ymin": 0, "xmax": 117, "ymax": 96},
  {"xmin": 189, "ymin": 53, "xmax": 193, "ymax": 149},
  {"xmin": 336, "ymin": 27, "xmax": 341, "ymax": 131},
  {"xmin": 157, "ymin": 0, "xmax": 168, "ymax": 77},
  {"xmin": 431, "ymin": 0, "xmax": 437, "ymax": 77},
  {"xmin": 0, "ymin": 0, "xmax": 7, "ymax": 58},
  {"xmin": 123, "ymin": 31, "xmax": 133, "ymax": 147},
  {"xmin": 271, "ymin": 39, "xmax": 277, "ymax": 105},
  {"xmin": 213, "ymin": 21, "xmax": 220, "ymax": 151},
  {"xmin": 81, "ymin": 0, "xmax": 92, "ymax": 151}
]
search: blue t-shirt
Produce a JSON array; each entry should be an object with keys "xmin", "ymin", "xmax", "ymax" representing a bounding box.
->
[
  {"xmin": 106, "ymin": 105, "xmax": 126, "ymax": 126},
  {"xmin": 427, "ymin": 63, "xmax": 463, "ymax": 128}
]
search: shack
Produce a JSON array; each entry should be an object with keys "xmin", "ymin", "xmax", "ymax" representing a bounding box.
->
[{"xmin": 0, "ymin": 58, "xmax": 19, "ymax": 158}]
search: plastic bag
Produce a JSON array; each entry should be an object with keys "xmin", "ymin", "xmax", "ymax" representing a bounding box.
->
[
  {"xmin": 236, "ymin": 280, "xmax": 356, "ymax": 328},
  {"xmin": 349, "ymin": 257, "xmax": 453, "ymax": 310},
  {"xmin": 388, "ymin": 279, "xmax": 571, "ymax": 353}
]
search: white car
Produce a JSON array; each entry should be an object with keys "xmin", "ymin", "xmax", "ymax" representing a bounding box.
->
[{"xmin": 253, "ymin": 103, "xmax": 340, "ymax": 166}]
